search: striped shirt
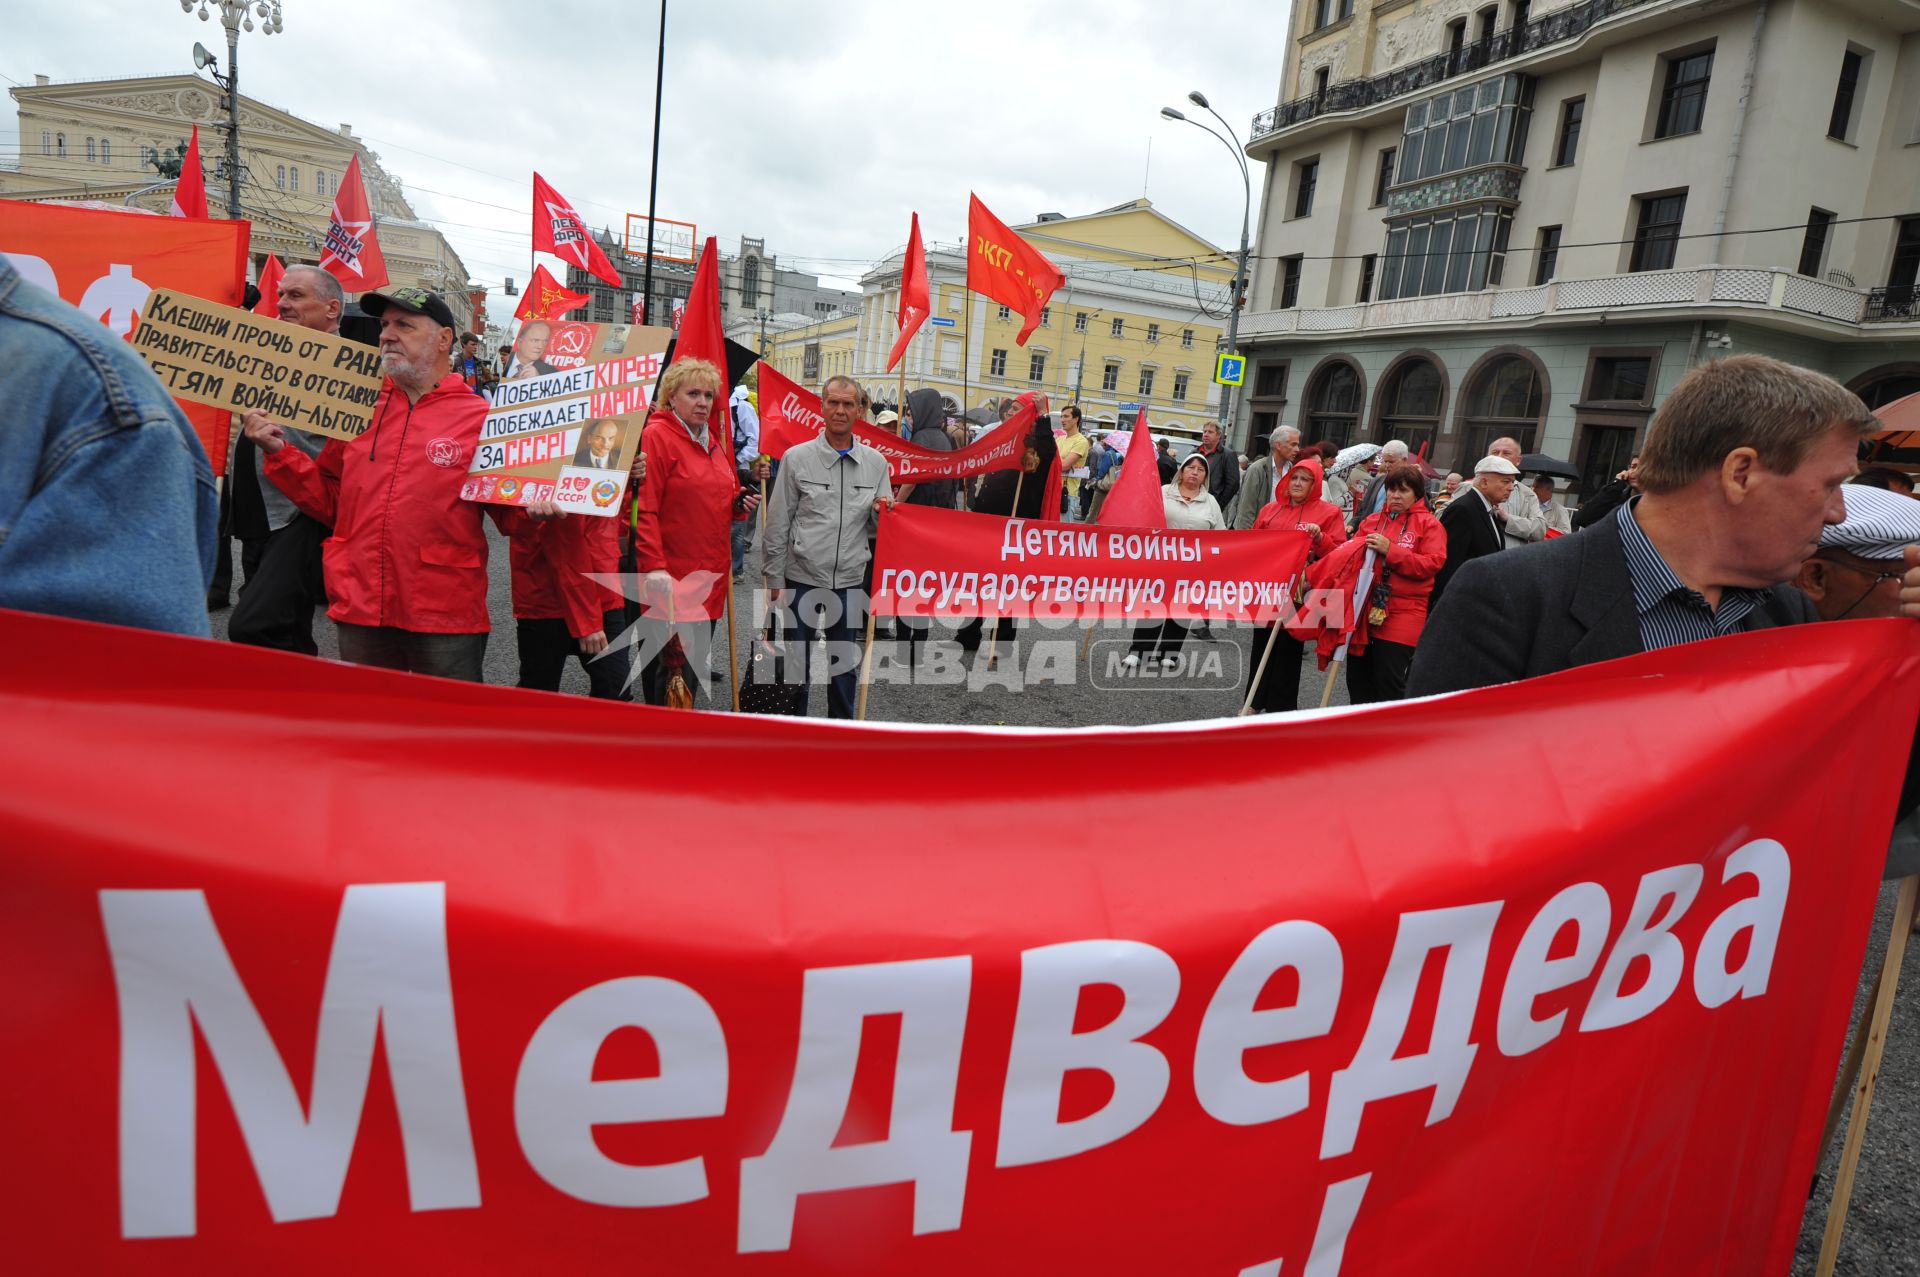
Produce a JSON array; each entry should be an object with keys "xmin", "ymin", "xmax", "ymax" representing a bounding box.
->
[{"xmin": 1616, "ymin": 498, "xmax": 1774, "ymax": 650}]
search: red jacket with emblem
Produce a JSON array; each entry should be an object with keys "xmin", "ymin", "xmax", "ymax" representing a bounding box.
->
[
  {"xmin": 511, "ymin": 512, "xmax": 623, "ymax": 638},
  {"xmin": 265, "ymin": 373, "xmax": 524, "ymax": 633},
  {"xmin": 628, "ymin": 406, "xmax": 743, "ymax": 621},
  {"xmin": 1250, "ymin": 458, "xmax": 1346, "ymax": 563}
]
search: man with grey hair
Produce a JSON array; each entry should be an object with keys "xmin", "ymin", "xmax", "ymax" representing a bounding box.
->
[
  {"xmin": 1349, "ymin": 439, "xmax": 1411, "ymax": 532},
  {"xmin": 230, "ymin": 264, "xmax": 344, "ymax": 654},
  {"xmin": 1233, "ymin": 424, "xmax": 1302, "ymax": 530},
  {"xmin": 1488, "ymin": 435, "xmax": 1546, "ymax": 549}
]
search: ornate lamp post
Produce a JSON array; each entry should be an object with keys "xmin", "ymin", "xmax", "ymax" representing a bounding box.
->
[
  {"xmin": 180, "ymin": 0, "xmax": 284, "ymax": 220},
  {"xmin": 1162, "ymin": 91, "xmax": 1252, "ymax": 448}
]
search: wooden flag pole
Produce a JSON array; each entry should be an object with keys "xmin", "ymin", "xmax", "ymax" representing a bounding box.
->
[
  {"xmin": 724, "ymin": 573, "xmax": 740, "ymax": 713},
  {"xmin": 1318, "ymin": 657, "xmax": 1345, "ymax": 709},
  {"xmin": 1241, "ymin": 623, "xmax": 1283, "ymax": 717},
  {"xmin": 856, "ymin": 604, "xmax": 879, "ymax": 721},
  {"xmin": 1816, "ymin": 873, "xmax": 1919, "ymax": 1276}
]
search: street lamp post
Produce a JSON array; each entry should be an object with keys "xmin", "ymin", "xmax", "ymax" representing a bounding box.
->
[
  {"xmin": 181, "ymin": 0, "xmax": 283, "ymax": 221},
  {"xmin": 1162, "ymin": 91, "xmax": 1251, "ymax": 449}
]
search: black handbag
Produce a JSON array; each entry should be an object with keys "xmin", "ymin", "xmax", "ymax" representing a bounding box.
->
[{"xmin": 737, "ymin": 612, "xmax": 806, "ymax": 716}]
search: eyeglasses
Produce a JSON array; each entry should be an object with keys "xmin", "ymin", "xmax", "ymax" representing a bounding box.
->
[{"xmin": 1832, "ymin": 567, "xmax": 1901, "ymax": 619}]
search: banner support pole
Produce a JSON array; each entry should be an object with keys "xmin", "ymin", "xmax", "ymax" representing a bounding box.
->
[
  {"xmin": 856, "ymin": 602, "xmax": 879, "ymax": 721},
  {"xmin": 1816, "ymin": 872, "xmax": 1919, "ymax": 1275},
  {"xmin": 1242, "ymin": 620, "xmax": 1283, "ymax": 717},
  {"xmin": 1318, "ymin": 657, "xmax": 1344, "ymax": 709},
  {"xmin": 724, "ymin": 572, "xmax": 740, "ymax": 713},
  {"xmin": 987, "ymin": 470, "xmax": 1026, "ymax": 670}
]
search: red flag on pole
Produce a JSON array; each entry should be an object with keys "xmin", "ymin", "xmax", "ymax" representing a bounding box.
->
[
  {"xmin": 319, "ymin": 153, "xmax": 389, "ymax": 291},
  {"xmin": 252, "ymin": 253, "xmax": 285, "ymax": 316},
  {"xmin": 966, "ymin": 194, "xmax": 1065, "ymax": 346},
  {"xmin": 532, "ymin": 172, "xmax": 622, "ymax": 289},
  {"xmin": 513, "ymin": 263, "xmax": 591, "ymax": 322},
  {"xmin": 168, "ymin": 125, "xmax": 208, "ymax": 219},
  {"xmin": 673, "ymin": 236, "xmax": 728, "ymax": 378},
  {"xmin": 1096, "ymin": 409, "xmax": 1169, "ymax": 528},
  {"xmin": 886, "ymin": 212, "xmax": 930, "ymax": 372}
]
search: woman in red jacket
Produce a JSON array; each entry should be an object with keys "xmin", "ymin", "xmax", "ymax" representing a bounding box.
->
[
  {"xmin": 628, "ymin": 357, "xmax": 758, "ymax": 705},
  {"xmin": 1342, "ymin": 462, "xmax": 1447, "ymax": 703},
  {"xmin": 512, "ymin": 510, "xmax": 629, "ymax": 699},
  {"xmin": 1247, "ymin": 456, "xmax": 1346, "ymax": 713}
]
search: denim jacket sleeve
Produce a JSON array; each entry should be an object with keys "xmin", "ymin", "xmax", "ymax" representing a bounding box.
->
[{"xmin": 0, "ymin": 260, "xmax": 219, "ymax": 637}]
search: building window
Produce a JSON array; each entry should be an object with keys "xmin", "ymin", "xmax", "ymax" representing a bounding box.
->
[
  {"xmin": 1510, "ymin": 0, "xmax": 1531, "ymax": 32},
  {"xmin": 1447, "ymin": 17, "xmax": 1468, "ymax": 69},
  {"xmin": 41, "ymin": 130, "xmax": 50, "ymax": 156},
  {"xmin": 998, "ymin": 304, "xmax": 1011, "ymax": 320},
  {"xmin": 1375, "ymin": 357, "xmax": 1445, "ymax": 452},
  {"xmin": 1111, "ymin": 316, "xmax": 1125, "ymax": 338},
  {"xmin": 1030, "ymin": 352, "xmax": 1047, "ymax": 382},
  {"xmin": 1102, "ymin": 362, "xmax": 1121, "ymax": 392},
  {"xmin": 1380, "ymin": 204, "xmax": 1513, "ymax": 299},
  {"xmin": 1799, "ymin": 208, "xmax": 1835, "ymax": 278},
  {"xmin": 1577, "ymin": 425, "xmax": 1638, "ymax": 501},
  {"xmin": 1829, "ymin": 49, "xmax": 1864, "ymax": 141},
  {"xmin": 1476, "ymin": 6, "xmax": 1497, "ymax": 45},
  {"xmin": 289, "ymin": 165, "xmax": 298, "ymax": 192},
  {"xmin": 1040, "ymin": 306, "xmax": 1051, "ymax": 327},
  {"xmin": 1457, "ymin": 353, "xmax": 1545, "ymax": 467},
  {"xmin": 1277, "ymin": 255, "xmax": 1303, "ymax": 309},
  {"xmin": 56, "ymin": 132, "xmax": 65, "ymax": 158},
  {"xmin": 1358, "ymin": 254, "xmax": 1377, "ymax": 303},
  {"xmin": 1586, "ymin": 355, "xmax": 1655, "ymax": 403},
  {"xmin": 1629, "ymin": 191, "xmax": 1687, "ymax": 272},
  {"xmin": 1655, "ymin": 49, "xmax": 1713, "ymax": 139},
  {"xmin": 1373, "ymin": 147, "xmax": 1396, "ymax": 207},
  {"xmin": 1146, "ymin": 322, "xmax": 1160, "ymax": 343},
  {"xmin": 1302, "ymin": 359, "xmax": 1363, "ymax": 447},
  {"xmin": 742, "ymin": 257, "xmax": 761, "ymax": 305},
  {"xmin": 1294, "ymin": 158, "xmax": 1319, "ymax": 218},
  {"xmin": 1534, "ymin": 226, "xmax": 1561, "ymax": 285},
  {"xmin": 1313, "ymin": 67, "xmax": 1330, "ymax": 98},
  {"xmin": 989, "ymin": 348, "xmax": 1008, "ymax": 377},
  {"xmin": 1396, "ymin": 74, "xmax": 1534, "ymax": 185},
  {"xmin": 101, "ymin": 138, "xmax": 110, "ymax": 164},
  {"xmin": 1173, "ymin": 372, "xmax": 1190, "ymax": 401},
  {"xmin": 1075, "ymin": 311, "xmax": 1088, "ymax": 331},
  {"xmin": 1138, "ymin": 368, "xmax": 1156, "ymax": 397},
  {"xmin": 1313, "ymin": 0, "xmax": 1353, "ymax": 28},
  {"xmin": 1553, "ymin": 97, "xmax": 1583, "ymax": 166},
  {"xmin": 276, "ymin": 165, "xmax": 286, "ymax": 189},
  {"xmin": 85, "ymin": 137, "xmax": 96, "ymax": 162}
]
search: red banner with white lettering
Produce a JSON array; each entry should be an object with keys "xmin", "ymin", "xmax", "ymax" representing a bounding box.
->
[
  {"xmin": 1, "ymin": 606, "xmax": 1915, "ymax": 1275},
  {"xmin": 756, "ymin": 364, "xmax": 1034, "ymax": 483},
  {"xmin": 0, "ymin": 199, "xmax": 249, "ymax": 474},
  {"xmin": 872, "ymin": 503, "xmax": 1312, "ymax": 622}
]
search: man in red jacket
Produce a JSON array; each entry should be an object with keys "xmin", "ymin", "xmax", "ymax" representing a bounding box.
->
[{"xmin": 245, "ymin": 286, "xmax": 558, "ymax": 681}]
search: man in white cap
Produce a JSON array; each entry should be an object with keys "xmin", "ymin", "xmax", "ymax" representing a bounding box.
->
[{"xmin": 1432, "ymin": 454, "xmax": 1519, "ymax": 605}]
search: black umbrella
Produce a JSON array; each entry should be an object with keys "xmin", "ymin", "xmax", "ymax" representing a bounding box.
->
[
  {"xmin": 962, "ymin": 405, "xmax": 999, "ymax": 425},
  {"xmin": 1519, "ymin": 452, "xmax": 1581, "ymax": 481}
]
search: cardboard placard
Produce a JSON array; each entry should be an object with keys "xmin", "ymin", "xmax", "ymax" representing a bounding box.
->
[
  {"xmin": 462, "ymin": 319, "xmax": 674, "ymax": 517},
  {"xmin": 129, "ymin": 288, "xmax": 383, "ymax": 440}
]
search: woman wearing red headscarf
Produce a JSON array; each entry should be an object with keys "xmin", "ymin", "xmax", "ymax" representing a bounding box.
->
[
  {"xmin": 1319, "ymin": 462, "xmax": 1447, "ymax": 703},
  {"xmin": 1246, "ymin": 456, "xmax": 1346, "ymax": 713}
]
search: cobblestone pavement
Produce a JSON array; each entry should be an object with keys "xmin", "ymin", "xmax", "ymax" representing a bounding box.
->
[{"xmin": 210, "ymin": 529, "xmax": 1916, "ymax": 1269}]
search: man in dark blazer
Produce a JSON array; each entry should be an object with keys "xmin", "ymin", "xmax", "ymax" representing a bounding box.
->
[
  {"xmin": 1432, "ymin": 454, "xmax": 1519, "ymax": 607},
  {"xmin": 1410, "ymin": 355, "xmax": 1876, "ymax": 698}
]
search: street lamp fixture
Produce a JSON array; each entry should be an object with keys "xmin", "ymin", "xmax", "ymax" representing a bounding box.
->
[
  {"xmin": 1161, "ymin": 91, "xmax": 1252, "ymax": 448},
  {"xmin": 177, "ymin": 1, "xmax": 285, "ymax": 220}
]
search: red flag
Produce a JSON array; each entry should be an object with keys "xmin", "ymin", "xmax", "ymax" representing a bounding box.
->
[
  {"xmin": 513, "ymin": 263, "xmax": 591, "ymax": 322},
  {"xmin": 168, "ymin": 125, "xmax": 208, "ymax": 219},
  {"xmin": 886, "ymin": 212, "xmax": 930, "ymax": 372},
  {"xmin": 532, "ymin": 172, "xmax": 621, "ymax": 289},
  {"xmin": 966, "ymin": 194, "xmax": 1065, "ymax": 345},
  {"xmin": 319, "ymin": 153, "xmax": 389, "ymax": 291},
  {"xmin": 1096, "ymin": 410, "xmax": 1168, "ymax": 528},
  {"xmin": 673, "ymin": 236, "xmax": 728, "ymax": 381},
  {"xmin": 252, "ymin": 253, "xmax": 284, "ymax": 316},
  {"xmin": 1042, "ymin": 447, "xmax": 1064, "ymax": 522}
]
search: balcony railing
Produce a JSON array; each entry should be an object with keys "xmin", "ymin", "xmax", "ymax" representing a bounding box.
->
[
  {"xmin": 1253, "ymin": 0, "xmax": 1666, "ymax": 139},
  {"xmin": 1238, "ymin": 266, "xmax": 1910, "ymax": 339},
  {"xmin": 1866, "ymin": 286, "xmax": 1917, "ymax": 323}
]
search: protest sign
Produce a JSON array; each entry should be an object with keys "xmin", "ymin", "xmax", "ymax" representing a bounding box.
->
[
  {"xmin": 758, "ymin": 363, "xmax": 1033, "ymax": 483},
  {"xmin": 871, "ymin": 502, "xmax": 1313, "ymax": 623},
  {"xmin": 463, "ymin": 318, "xmax": 673, "ymax": 517},
  {"xmin": 129, "ymin": 288, "xmax": 383, "ymax": 441},
  {"xmin": 0, "ymin": 607, "xmax": 1915, "ymax": 1274},
  {"xmin": 0, "ymin": 200, "xmax": 248, "ymax": 473}
]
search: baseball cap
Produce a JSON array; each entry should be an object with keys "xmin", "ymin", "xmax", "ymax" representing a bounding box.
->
[
  {"xmin": 361, "ymin": 285, "xmax": 456, "ymax": 331},
  {"xmin": 1820, "ymin": 483, "xmax": 1920, "ymax": 561},
  {"xmin": 1474, "ymin": 455, "xmax": 1521, "ymax": 476},
  {"xmin": 875, "ymin": 409, "xmax": 900, "ymax": 425}
]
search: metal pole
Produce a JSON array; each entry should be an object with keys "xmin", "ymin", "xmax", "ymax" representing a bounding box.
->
[
  {"xmin": 224, "ymin": 21, "xmax": 241, "ymax": 219},
  {"xmin": 639, "ymin": 0, "xmax": 667, "ymax": 326}
]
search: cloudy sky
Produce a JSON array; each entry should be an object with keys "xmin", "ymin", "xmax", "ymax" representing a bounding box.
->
[{"xmin": 3, "ymin": 0, "xmax": 1291, "ymax": 322}]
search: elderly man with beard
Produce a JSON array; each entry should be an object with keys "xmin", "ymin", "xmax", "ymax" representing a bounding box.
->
[
  {"xmin": 230, "ymin": 265, "xmax": 344, "ymax": 654},
  {"xmin": 246, "ymin": 286, "xmax": 560, "ymax": 680}
]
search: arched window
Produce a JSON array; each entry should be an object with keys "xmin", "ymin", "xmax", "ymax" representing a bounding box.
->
[
  {"xmin": 742, "ymin": 256, "xmax": 761, "ymax": 306},
  {"xmin": 1375, "ymin": 356, "xmax": 1446, "ymax": 453},
  {"xmin": 1456, "ymin": 352, "xmax": 1546, "ymax": 467},
  {"xmin": 276, "ymin": 165, "xmax": 286, "ymax": 189},
  {"xmin": 1302, "ymin": 358, "xmax": 1364, "ymax": 447},
  {"xmin": 1852, "ymin": 364, "xmax": 1920, "ymax": 411},
  {"xmin": 86, "ymin": 137, "xmax": 96, "ymax": 162},
  {"xmin": 100, "ymin": 138, "xmax": 110, "ymax": 164},
  {"xmin": 289, "ymin": 165, "xmax": 299, "ymax": 192},
  {"xmin": 317, "ymin": 171, "xmax": 328, "ymax": 197}
]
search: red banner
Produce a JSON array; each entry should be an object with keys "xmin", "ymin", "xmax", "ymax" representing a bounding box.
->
[
  {"xmin": 757, "ymin": 365, "xmax": 1034, "ymax": 484},
  {"xmin": 0, "ymin": 608, "xmax": 1914, "ymax": 1273},
  {"xmin": 0, "ymin": 199, "xmax": 249, "ymax": 474},
  {"xmin": 871, "ymin": 503, "xmax": 1311, "ymax": 621}
]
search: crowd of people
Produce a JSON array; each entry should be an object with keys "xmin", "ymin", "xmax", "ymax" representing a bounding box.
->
[{"xmin": 4, "ymin": 259, "xmax": 1919, "ymax": 752}]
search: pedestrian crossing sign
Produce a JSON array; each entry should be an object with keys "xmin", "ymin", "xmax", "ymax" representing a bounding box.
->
[{"xmin": 1214, "ymin": 353, "xmax": 1245, "ymax": 386}]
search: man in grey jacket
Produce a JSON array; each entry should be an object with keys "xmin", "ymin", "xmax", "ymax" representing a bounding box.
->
[
  {"xmin": 764, "ymin": 374, "xmax": 894, "ymax": 718},
  {"xmin": 1488, "ymin": 435, "xmax": 1546, "ymax": 550},
  {"xmin": 1232, "ymin": 425, "xmax": 1301, "ymax": 530}
]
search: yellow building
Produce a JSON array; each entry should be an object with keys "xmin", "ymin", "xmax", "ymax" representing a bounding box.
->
[
  {"xmin": 758, "ymin": 309, "xmax": 862, "ymax": 389},
  {"xmin": 846, "ymin": 199, "xmax": 1236, "ymax": 441},
  {"xmin": 2, "ymin": 73, "xmax": 480, "ymax": 329}
]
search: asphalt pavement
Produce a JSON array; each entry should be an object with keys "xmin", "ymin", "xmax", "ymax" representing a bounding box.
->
[{"xmin": 209, "ymin": 528, "xmax": 1915, "ymax": 1269}]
